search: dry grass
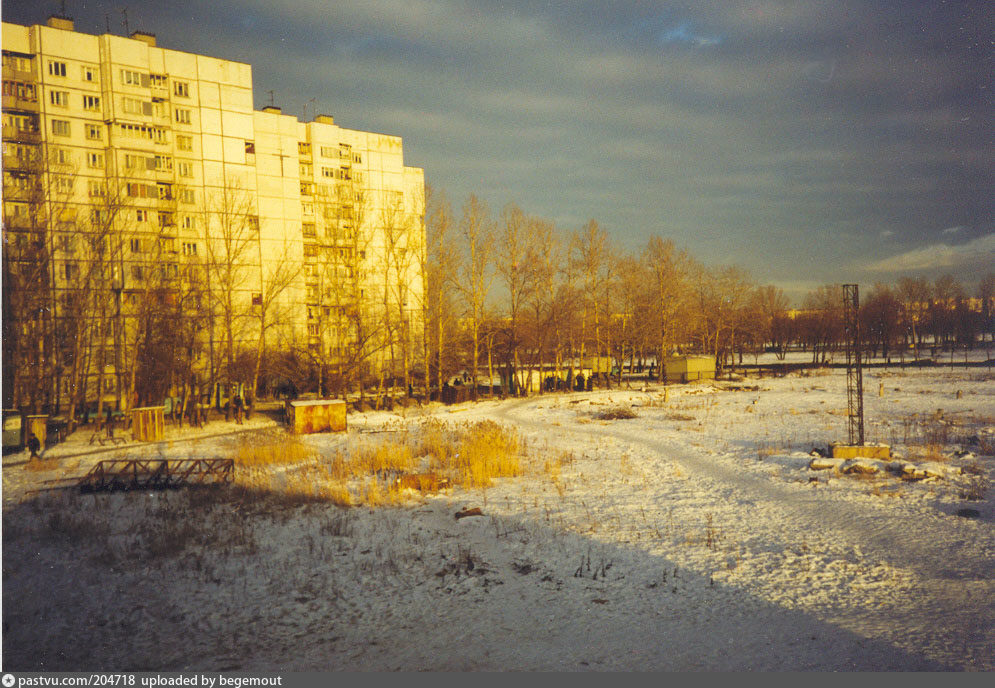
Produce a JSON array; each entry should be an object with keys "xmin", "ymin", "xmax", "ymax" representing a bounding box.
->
[
  {"xmin": 234, "ymin": 433, "xmax": 316, "ymax": 466},
  {"xmin": 229, "ymin": 420, "xmax": 525, "ymax": 508},
  {"xmin": 433, "ymin": 420, "xmax": 523, "ymax": 488},
  {"xmin": 594, "ymin": 405, "xmax": 638, "ymax": 421}
]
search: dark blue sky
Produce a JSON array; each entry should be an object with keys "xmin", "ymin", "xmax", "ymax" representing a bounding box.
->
[{"xmin": 5, "ymin": 1, "xmax": 993, "ymax": 302}]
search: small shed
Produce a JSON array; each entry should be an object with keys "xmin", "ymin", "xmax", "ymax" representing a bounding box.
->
[
  {"xmin": 287, "ymin": 399, "xmax": 347, "ymax": 434},
  {"xmin": 131, "ymin": 406, "xmax": 165, "ymax": 442},
  {"xmin": 663, "ymin": 355, "xmax": 716, "ymax": 383},
  {"xmin": 24, "ymin": 414, "xmax": 48, "ymax": 449}
]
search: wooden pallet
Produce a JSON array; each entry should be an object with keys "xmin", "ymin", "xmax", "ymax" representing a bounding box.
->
[{"xmin": 78, "ymin": 458, "xmax": 234, "ymax": 492}]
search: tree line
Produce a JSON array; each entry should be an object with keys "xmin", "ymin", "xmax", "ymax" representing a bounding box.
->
[
  {"xmin": 422, "ymin": 187, "xmax": 995, "ymax": 395},
  {"xmin": 5, "ymin": 155, "xmax": 995, "ymax": 425}
]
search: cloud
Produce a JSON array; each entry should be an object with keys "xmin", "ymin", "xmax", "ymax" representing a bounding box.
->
[
  {"xmin": 862, "ymin": 234, "xmax": 995, "ymax": 273},
  {"xmin": 941, "ymin": 225, "xmax": 964, "ymax": 235},
  {"xmin": 659, "ymin": 22, "xmax": 722, "ymax": 47}
]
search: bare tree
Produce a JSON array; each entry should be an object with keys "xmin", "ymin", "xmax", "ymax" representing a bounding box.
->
[
  {"xmin": 423, "ymin": 186, "xmax": 459, "ymax": 393},
  {"xmin": 454, "ymin": 195, "xmax": 495, "ymax": 399},
  {"xmin": 204, "ymin": 176, "xmax": 259, "ymax": 415},
  {"xmin": 642, "ymin": 237, "xmax": 691, "ymax": 381},
  {"xmin": 571, "ymin": 220, "xmax": 611, "ymax": 369},
  {"xmin": 495, "ymin": 203, "xmax": 531, "ymax": 395},
  {"xmin": 897, "ymin": 276, "xmax": 931, "ymax": 359},
  {"xmin": 250, "ymin": 241, "xmax": 300, "ymax": 402}
]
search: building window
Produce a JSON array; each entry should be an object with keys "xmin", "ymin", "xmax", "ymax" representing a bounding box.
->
[
  {"xmin": 54, "ymin": 176, "xmax": 73, "ymax": 194},
  {"xmin": 3, "ymin": 80, "xmax": 37, "ymax": 101},
  {"xmin": 252, "ymin": 293, "xmax": 263, "ymax": 306},
  {"xmin": 182, "ymin": 242, "xmax": 197, "ymax": 256},
  {"xmin": 244, "ymin": 140, "xmax": 255, "ymax": 155},
  {"xmin": 177, "ymin": 161, "xmax": 193, "ymax": 177},
  {"xmin": 302, "ymin": 222, "xmax": 316, "ymax": 237},
  {"xmin": 63, "ymin": 262, "xmax": 78, "ymax": 281},
  {"xmin": 319, "ymin": 146, "xmax": 336, "ymax": 158},
  {"xmin": 130, "ymin": 238, "xmax": 143, "ymax": 254},
  {"xmin": 48, "ymin": 61, "xmax": 67, "ymax": 77},
  {"xmin": 179, "ymin": 188, "xmax": 195, "ymax": 204},
  {"xmin": 160, "ymin": 238, "xmax": 177, "ymax": 254},
  {"xmin": 123, "ymin": 97, "xmax": 151, "ymax": 115},
  {"xmin": 121, "ymin": 69, "xmax": 147, "ymax": 86},
  {"xmin": 82, "ymin": 66, "xmax": 98, "ymax": 82},
  {"xmin": 58, "ymin": 235, "xmax": 77, "ymax": 254},
  {"xmin": 51, "ymin": 119, "xmax": 70, "ymax": 136},
  {"xmin": 157, "ymin": 183, "xmax": 173, "ymax": 200},
  {"xmin": 176, "ymin": 134, "xmax": 193, "ymax": 151},
  {"xmin": 88, "ymin": 180, "xmax": 106, "ymax": 197},
  {"xmin": 182, "ymin": 216, "xmax": 196, "ymax": 230},
  {"xmin": 173, "ymin": 81, "xmax": 189, "ymax": 97},
  {"xmin": 174, "ymin": 108, "xmax": 191, "ymax": 124},
  {"xmin": 87, "ymin": 152, "xmax": 104, "ymax": 168},
  {"xmin": 136, "ymin": 209, "xmax": 149, "ymax": 222},
  {"xmin": 154, "ymin": 155, "xmax": 173, "ymax": 171},
  {"xmin": 82, "ymin": 95, "xmax": 101, "ymax": 110},
  {"xmin": 51, "ymin": 147, "xmax": 72, "ymax": 165},
  {"xmin": 131, "ymin": 265, "xmax": 144, "ymax": 281},
  {"xmin": 85, "ymin": 124, "xmax": 102, "ymax": 140},
  {"xmin": 49, "ymin": 90, "xmax": 69, "ymax": 107},
  {"xmin": 298, "ymin": 142, "xmax": 311, "ymax": 156},
  {"xmin": 300, "ymin": 182, "xmax": 314, "ymax": 196},
  {"xmin": 159, "ymin": 211, "xmax": 174, "ymax": 227},
  {"xmin": 300, "ymin": 163, "xmax": 313, "ymax": 178}
]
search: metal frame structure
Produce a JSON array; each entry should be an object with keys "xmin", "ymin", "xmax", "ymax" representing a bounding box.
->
[
  {"xmin": 78, "ymin": 458, "xmax": 234, "ymax": 492},
  {"xmin": 843, "ymin": 284, "xmax": 864, "ymax": 446}
]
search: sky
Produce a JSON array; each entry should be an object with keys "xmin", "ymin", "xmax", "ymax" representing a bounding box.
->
[{"xmin": 3, "ymin": 0, "xmax": 993, "ymax": 303}]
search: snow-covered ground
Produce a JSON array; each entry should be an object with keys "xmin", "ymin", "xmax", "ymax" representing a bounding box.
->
[{"xmin": 3, "ymin": 365, "xmax": 994, "ymax": 671}]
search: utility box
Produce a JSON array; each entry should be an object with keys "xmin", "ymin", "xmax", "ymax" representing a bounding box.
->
[
  {"xmin": 830, "ymin": 443, "xmax": 891, "ymax": 460},
  {"xmin": 131, "ymin": 406, "xmax": 165, "ymax": 442},
  {"xmin": 663, "ymin": 355, "xmax": 716, "ymax": 383},
  {"xmin": 287, "ymin": 399, "xmax": 347, "ymax": 434}
]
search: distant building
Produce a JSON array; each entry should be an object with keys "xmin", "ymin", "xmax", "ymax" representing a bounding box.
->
[{"xmin": 2, "ymin": 16, "xmax": 425, "ymax": 411}]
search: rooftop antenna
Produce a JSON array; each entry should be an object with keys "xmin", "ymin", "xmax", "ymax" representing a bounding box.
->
[
  {"xmin": 267, "ymin": 90, "xmax": 275, "ymax": 107},
  {"xmin": 59, "ymin": 0, "xmax": 68, "ymax": 16},
  {"xmin": 105, "ymin": 13, "xmax": 111, "ymax": 33},
  {"xmin": 120, "ymin": 8, "xmax": 129, "ymax": 35},
  {"xmin": 303, "ymin": 97, "xmax": 316, "ymax": 121}
]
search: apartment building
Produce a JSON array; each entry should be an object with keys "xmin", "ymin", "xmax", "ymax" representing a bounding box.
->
[{"xmin": 2, "ymin": 16, "xmax": 425, "ymax": 412}]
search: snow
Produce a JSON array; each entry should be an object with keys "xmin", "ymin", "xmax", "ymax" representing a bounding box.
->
[{"xmin": 3, "ymin": 364, "xmax": 994, "ymax": 671}]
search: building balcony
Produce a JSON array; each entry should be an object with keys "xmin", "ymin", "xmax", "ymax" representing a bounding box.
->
[
  {"xmin": 1, "ymin": 66, "xmax": 36, "ymax": 82},
  {"xmin": 2, "ymin": 94, "xmax": 39, "ymax": 112},
  {"xmin": 2, "ymin": 125, "xmax": 41, "ymax": 143}
]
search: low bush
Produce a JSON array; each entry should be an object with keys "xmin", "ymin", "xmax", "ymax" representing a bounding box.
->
[{"xmin": 595, "ymin": 405, "xmax": 638, "ymax": 421}]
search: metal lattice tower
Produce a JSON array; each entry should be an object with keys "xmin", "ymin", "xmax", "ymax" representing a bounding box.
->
[{"xmin": 843, "ymin": 284, "xmax": 864, "ymax": 446}]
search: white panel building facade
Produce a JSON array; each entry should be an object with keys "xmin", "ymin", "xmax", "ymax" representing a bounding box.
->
[{"xmin": 2, "ymin": 16, "xmax": 425, "ymax": 412}]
